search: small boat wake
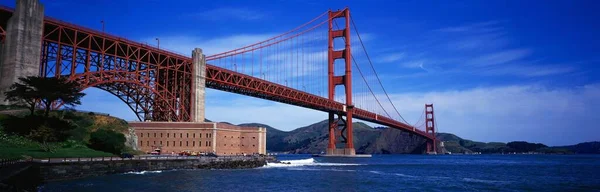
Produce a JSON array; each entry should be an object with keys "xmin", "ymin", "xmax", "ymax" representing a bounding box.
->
[{"xmin": 263, "ymin": 158, "xmax": 362, "ymax": 168}]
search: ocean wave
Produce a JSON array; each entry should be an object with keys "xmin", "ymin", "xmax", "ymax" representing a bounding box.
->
[
  {"xmin": 286, "ymin": 167, "xmax": 357, "ymax": 172},
  {"xmin": 394, "ymin": 173, "xmax": 416, "ymax": 178},
  {"xmin": 124, "ymin": 170, "xmax": 163, "ymax": 175},
  {"xmin": 462, "ymin": 178, "xmax": 511, "ymax": 184},
  {"xmin": 368, "ymin": 170, "xmax": 418, "ymax": 178},
  {"xmin": 263, "ymin": 158, "xmax": 363, "ymax": 168}
]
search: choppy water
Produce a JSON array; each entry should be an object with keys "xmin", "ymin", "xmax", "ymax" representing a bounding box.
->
[{"xmin": 41, "ymin": 154, "xmax": 600, "ymax": 191}]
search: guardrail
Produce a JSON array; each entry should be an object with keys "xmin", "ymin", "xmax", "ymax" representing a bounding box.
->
[{"xmin": 0, "ymin": 158, "xmax": 30, "ymax": 167}]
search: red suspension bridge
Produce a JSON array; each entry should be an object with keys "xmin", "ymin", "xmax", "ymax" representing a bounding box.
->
[{"xmin": 0, "ymin": 3, "xmax": 437, "ymax": 155}]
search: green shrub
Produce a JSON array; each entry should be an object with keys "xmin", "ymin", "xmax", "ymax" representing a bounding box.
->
[
  {"xmin": 88, "ymin": 129, "xmax": 126, "ymax": 155},
  {"xmin": 1, "ymin": 115, "xmax": 39, "ymax": 136}
]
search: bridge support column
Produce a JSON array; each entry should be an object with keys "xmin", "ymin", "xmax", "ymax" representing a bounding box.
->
[
  {"xmin": 191, "ymin": 48, "xmax": 206, "ymax": 122},
  {"xmin": 0, "ymin": 0, "xmax": 44, "ymax": 105},
  {"xmin": 326, "ymin": 8, "xmax": 355, "ymax": 156},
  {"xmin": 327, "ymin": 112, "xmax": 336, "ymax": 154}
]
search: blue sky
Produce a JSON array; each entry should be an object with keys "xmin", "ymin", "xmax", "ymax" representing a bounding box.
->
[{"xmin": 6, "ymin": 0, "xmax": 599, "ymax": 145}]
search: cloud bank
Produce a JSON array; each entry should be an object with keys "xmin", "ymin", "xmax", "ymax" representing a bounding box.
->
[{"xmin": 77, "ymin": 83, "xmax": 600, "ymax": 146}]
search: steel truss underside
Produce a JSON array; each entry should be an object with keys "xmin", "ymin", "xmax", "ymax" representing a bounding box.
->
[{"xmin": 39, "ymin": 18, "xmax": 193, "ymax": 122}]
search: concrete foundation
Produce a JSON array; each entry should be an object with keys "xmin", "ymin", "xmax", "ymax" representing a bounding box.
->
[
  {"xmin": 191, "ymin": 48, "xmax": 206, "ymax": 122},
  {"xmin": 314, "ymin": 154, "xmax": 372, "ymax": 158},
  {"xmin": 0, "ymin": 0, "xmax": 44, "ymax": 105},
  {"xmin": 326, "ymin": 147, "xmax": 357, "ymax": 156}
]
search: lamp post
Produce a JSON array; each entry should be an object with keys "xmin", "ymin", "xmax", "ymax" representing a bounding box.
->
[
  {"xmin": 100, "ymin": 20, "xmax": 105, "ymax": 33},
  {"xmin": 155, "ymin": 38, "xmax": 160, "ymax": 49},
  {"xmin": 262, "ymin": 73, "xmax": 266, "ymax": 80}
]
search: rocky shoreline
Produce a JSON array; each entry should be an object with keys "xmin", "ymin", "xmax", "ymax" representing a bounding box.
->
[{"xmin": 0, "ymin": 156, "xmax": 275, "ymax": 191}]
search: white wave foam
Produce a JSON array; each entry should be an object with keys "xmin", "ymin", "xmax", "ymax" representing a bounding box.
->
[
  {"xmin": 125, "ymin": 170, "xmax": 163, "ymax": 175},
  {"xmin": 395, "ymin": 173, "xmax": 416, "ymax": 178},
  {"xmin": 287, "ymin": 167, "xmax": 356, "ymax": 172},
  {"xmin": 368, "ymin": 171, "xmax": 418, "ymax": 178},
  {"xmin": 369, "ymin": 170, "xmax": 383, "ymax": 174},
  {"xmin": 463, "ymin": 178, "xmax": 511, "ymax": 184},
  {"xmin": 263, "ymin": 158, "xmax": 363, "ymax": 168}
]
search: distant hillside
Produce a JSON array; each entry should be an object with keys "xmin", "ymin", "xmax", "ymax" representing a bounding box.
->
[
  {"xmin": 555, "ymin": 142, "xmax": 600, "ymax": 154},
  {"xmin": 436, "ymin": 133, "xmax": 600, "ymax": 154},
  {"xmin": 240, "ymin": 120, "xmax": 426, "ymax": 154},
  {"xmin": 238, "ymin": 122, "xmax": 600, "ymax": 154}
]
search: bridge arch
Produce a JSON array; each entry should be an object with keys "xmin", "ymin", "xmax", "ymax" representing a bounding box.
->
[
  {"xmin": 86, "ymin": 81, "xmax": 157, "ymax": 122},
  {"xmin": 60, "ymin": 71, "xmax": 182, "ymax": 122}
]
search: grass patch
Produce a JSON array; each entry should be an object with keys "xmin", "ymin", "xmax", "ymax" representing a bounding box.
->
[
  {"xmin": 0, "ymin": 145, "xmax": 114, "ymax": 159},
  {"xmin": 0, "ymin": 131, "xmax": 113, "ymax": 159}
]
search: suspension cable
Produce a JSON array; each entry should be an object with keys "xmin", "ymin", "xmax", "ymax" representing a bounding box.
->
[
  {"xmin": 333, "ymin": 20, "xmax": 392, "ymax": 119},
  {"xmin": 350, "ymin": 16, "xmax": 409, "ymax": 124},
  {"xmin": 412, "ymin": 107, "xmax": 425, "ymax": 128}
]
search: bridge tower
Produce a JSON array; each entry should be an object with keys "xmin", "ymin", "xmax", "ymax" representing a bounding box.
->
[
  {"xmin": 327, "ymin": 8, "xmax": 355, "ymax": 156},
  {"xmin": 0, "ymin": 0, "xmax": 44, "ymax": 105},
  {"xmin": 425, "ymin": 104, "xmax": 437, "ymax": 154}
]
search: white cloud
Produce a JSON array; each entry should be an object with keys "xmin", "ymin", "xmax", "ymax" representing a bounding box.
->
[
  {"xmin": 467, "ymin": 49, "xmax": 532, "ymax": 66},
  {"xmin": 376, "ymin": 84, "xmax": 600, "ymax": 146},
  {"xmin": 377, "ymin": 53, "xmax": 405, "ymax": 63},
  {"xmin": 481, "ymin": 64, "xmax": 575, "ymax": 77},
  {"xmin": 446, "ymin": 33, "xmax": 509, "ymax": 51},
  {"xmin": 435, "ymin": 21, "xmax": 503, "ymax": 33},
  {"xmin": 145, "ymin": 34, "xmax": 277, "ymax": 57},
  {"xmin": 76, "ymin": 83, "xmax": 600, "ymax": 146},
  {"xmin": 398, "ymin": 60, "xmax": 428, "ymax": 71}
]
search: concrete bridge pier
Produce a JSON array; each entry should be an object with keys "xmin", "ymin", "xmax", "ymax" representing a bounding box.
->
[
  {"xmin": 191, "ymin": 48, "xmax": 206, "ymax": 122},
  {"xmin": 0, "ymin": 0, "xmax": 44, "ymax": 105}
]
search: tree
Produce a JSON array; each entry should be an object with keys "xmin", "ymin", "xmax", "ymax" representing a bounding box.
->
[
  {"xmin": 88, "ymin": 129, "xmax": 126, "ymax": 155},
  {"xmin": 3, "ymin": 79, "xmax": 37, "ymax": 115},
  {"xmin": 3, "ymin": 76, "xmax": 86, "ymax": 118}
]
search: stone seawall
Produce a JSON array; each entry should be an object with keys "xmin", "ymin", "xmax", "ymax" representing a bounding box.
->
[
  {"xmin": 37, "ymin": 156, "xmax": 272, "ymax": 181},
  {"xmin": 1, "ymin": 156, "xmax": 274, "ymax": 191}
]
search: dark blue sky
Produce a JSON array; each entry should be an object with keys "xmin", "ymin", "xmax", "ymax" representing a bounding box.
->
[{"xmin": 5, "ymin": 0, "xmax": 599, "ymax": 145}]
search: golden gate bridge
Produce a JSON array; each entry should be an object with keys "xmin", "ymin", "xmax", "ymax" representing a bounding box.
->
[{"xmin": 0, "ymin": 2, "xmax": 437, "ymax": 155}]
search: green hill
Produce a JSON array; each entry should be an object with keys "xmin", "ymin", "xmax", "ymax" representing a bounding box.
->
[
  {"xmin": 240, "ymin": 120, "xmax": 426, "ymax": 154},
  {"xmin": 435, "ymin": 133, "xmax": 599, "ymax": 154},
  {"xmin": 555, "ymin": 142, "xmax": 600, "ymax": 154},
  {"xmin": 0, "ymin": 109, "xmax": 136, "ymax": 159},
  {"xmin": 238, "ymin": 122, "xmax": 600, "ymax": 154}
]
